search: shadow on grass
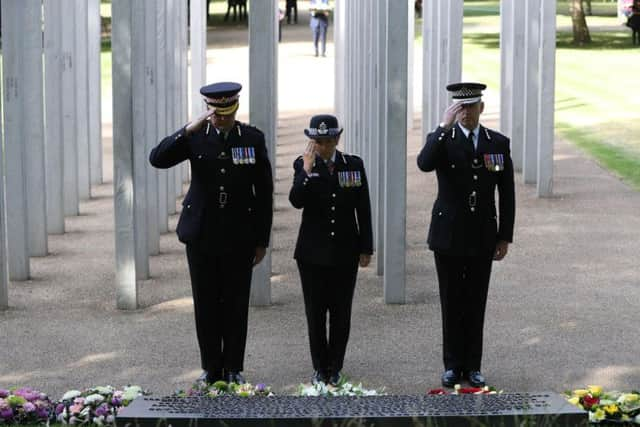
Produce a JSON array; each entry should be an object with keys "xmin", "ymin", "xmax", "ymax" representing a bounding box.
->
[{"xmin": 464, "ymin": 31, "xmax": 640, "ymax": 50}]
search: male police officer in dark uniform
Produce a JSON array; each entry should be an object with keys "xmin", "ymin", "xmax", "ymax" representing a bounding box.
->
[
  {"xmin": 149, "ymin": 82, "xmax": 273, "ymax": 385},
  {"xmin": 289, "ymin": 114, "xmax": 373, "ymax": 386},
  {"xmin": 417, "ymin": 83, "xmax": 515, "ymax": 388}
]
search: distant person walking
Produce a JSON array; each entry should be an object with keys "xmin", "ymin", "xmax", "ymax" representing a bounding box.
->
[
  {"xmin": 286, "ymin": 0, "xmax": 298, "ymax": 24},
  {"xmin": 309, "ymin": 0, "xmax": 331, "ymax": 57},
  {"xmin": 627, "ymin": 1, "xmax": 640, "ymax": 45}
]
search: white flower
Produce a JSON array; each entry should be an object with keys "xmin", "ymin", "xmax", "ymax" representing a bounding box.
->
[
  {"xmin": 80, "ymin": 406, "xmax": 91, "ymax": 417},
  {"xmin": 93, "ymin": 416, "xmax": 104, "ymax": 425},
  {"xmin": 93, "ymin": 386, "xmax": 114, "ymax": 395},
  {"xmin": 106, "ymin": 415, "xmax": 115, "ymax": 423},
  {"xmin": 634, "ymin": 414, "xmax": 640, "ymax": 424},
  {"xmin": 69, "ymin": 416, "xmax": 78, "ymax": 425},
  {"xmin": 84, "ymin": 394, "xmax": 105, "ymax": 405},
  {"xmin": 62, "ymin": 390, "xmax": 82, "ymax": 401},
  {"xmin": 122, "ymin": 386, "xmax": 142, "ymax": 402}
]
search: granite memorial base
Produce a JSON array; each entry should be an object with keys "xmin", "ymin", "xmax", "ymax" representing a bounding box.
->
[{"xmin": 116, "ymin": 393, "xmax": 587, "ymax": 427}]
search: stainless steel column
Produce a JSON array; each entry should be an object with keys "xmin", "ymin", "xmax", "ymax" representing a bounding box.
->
[{"xmin": 248, "ymin": 0, "xmax": 278, "ymax": 306}]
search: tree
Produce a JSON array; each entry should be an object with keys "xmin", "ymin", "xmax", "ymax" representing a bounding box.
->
[{"xmin": 571, "ymin": 0, "xmax": 592, "ymax": 44}]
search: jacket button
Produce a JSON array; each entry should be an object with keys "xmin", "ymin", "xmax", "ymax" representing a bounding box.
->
[
  {"xmin": 221, "ymin": 168, "xmax": 226, "ymax": 174},
  {"xmin": 221, "ymin": 151, "xmax": 226, "ymax": 156},
  {"xmin": 219, "ymin": 186, "xmax": 225, "ymax": 191},
  {"xmin": 187, "ymin": 204, "xmax": 191, "ymax": 209},
  {"xmin": 331, "ymin": 206, "xmax": 335, "ymax": 211},
  {"xmin": 470, "ymin": 207, "xmax": 475, "ymax": 212},
  {"xmin": 451, "ymin": 164, "xmax": 455, "ymax": 169},
  {"xmin": 474, "ymin": 158, "xmax": 479, "ymax": 164},
  {"xmin": 332, "ymin": 193, "xmax": 336, "ymax": 198},
  {"xmin": 473, "ymin": 175, "xmax": 478, "ymax": 180},
  {"xmin": 330, "ymin": 232, "xmax": 335, "ymax": 236},
  {"xmin": 438, "ymin": 212, "xmax": 442, "ymax": 216},
  {"xmin": 331, "ymin": 219, "xmax": 335, "ymax": 223}
]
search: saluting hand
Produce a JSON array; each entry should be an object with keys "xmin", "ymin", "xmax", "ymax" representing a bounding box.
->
[
  {"xmin": 441, "ymin": 102, "xmax": 463, "ymax": 129},
  {"xmin": 493, "ymin": 240, "xmax": 509, "ymax": 261},
  {"xmin": 302, "ymin": 141, "xmax": 316, "ymax": 174},
  {"xmin": 359, "ymin": 254, "xmax": 371, "ymax": 268},
  {"xmin": 185, "ymin": 109, "xmax": 215, "ymax": 136},
  {"xmin": 253, "ymin": 247, "xmax": 267, "ymax": 266}
]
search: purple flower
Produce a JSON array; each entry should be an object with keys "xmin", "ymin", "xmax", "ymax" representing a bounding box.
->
[
  {"xmin": 0, "ymin": 408, "xmax": 13, "ymax": 419},
  {"xmin": 0, "ymin": 390, "xmax": 9, "ymax": 398},
  {"xmin": 36, "ymin": 407, "xmax": 49, "ymax": 419},
  {"xmin": 111, "ymin": 397, "xmax": 122, "ymax": 406},
  {"xmin": 256, "ymin": 384, "xmax": 266, "ymax": 392},
  {"xmin": 23, "ymin": 402, "xmax": 36, "ymax": 413},
  {"xmin": 56, "ymin": 403, "xmax": 65, "ymax": 415},
  {"xmin": 95, "ymin": 404, "xmax": 109, "ymax": 417}
]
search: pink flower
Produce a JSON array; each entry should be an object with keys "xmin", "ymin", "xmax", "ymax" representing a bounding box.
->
[
  {"xmin": 69, "ymin": 403, "xmax": 84, "ymax": 414},
  {"xmin": 22, "ymin": 402, "xmax": 36, "ymax": 413}
]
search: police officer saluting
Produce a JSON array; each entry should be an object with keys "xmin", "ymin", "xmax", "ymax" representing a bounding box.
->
[
  {"xmin": 417, "ymin": 83, "xmax": 515, "ymax": 388},
  {"xmin": 289, "ymin": 114, "xmax": 373, "ymax": 386},
  {"xmin": 149, "ymin": 82, "xmax": 273, "ymax": 385}
]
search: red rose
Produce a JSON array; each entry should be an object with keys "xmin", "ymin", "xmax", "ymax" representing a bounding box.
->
[
  {"xmin": 458, "ymin": 387, "xmax": 484, "ymax": 394},
  {"xmin": 582, "ymin": 395, "xmax": 600, "ymax": 409}
]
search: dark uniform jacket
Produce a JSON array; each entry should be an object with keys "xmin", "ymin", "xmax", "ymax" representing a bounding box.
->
[
  {"xmin": 289, "ymin": 150, "xmax": 373, "ymax": 266},
  {"xmin": 417, "ymin": 123, "xmax": 515, "ymax": 256},
  {"xmin": 149, "ymin": 121, "xmax": 273, "ymax": 251}
]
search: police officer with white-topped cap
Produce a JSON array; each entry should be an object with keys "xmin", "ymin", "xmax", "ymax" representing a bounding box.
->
[
  {"xmin": 289, "ymin": 114, "xmax": 373, "ymax": 386},
  {"xmin": 417, "ymin": 83, "xmax": 515, "ymax": 388},
  {"xmin": 149, "ymin": 82, "xmax": 274, "ymax": 386}
]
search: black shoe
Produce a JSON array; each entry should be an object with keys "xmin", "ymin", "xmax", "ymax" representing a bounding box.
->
[
  {"xmin": 224, "ymin": 370, "xmax": 245, "ymax": 384},
  {"xmin": 197, "ymin": 370, "xmax": 221, "ymax": 384},
  {"xmin": 328, "ymin": 371, "xmax": 341, "ymax": 386},
  {"xmin": 441, "ymin": 369, "xmax": 461, "ymax": 388},
  {"xmin": 466, "ymin": 370, "xmax": 486, "ymax": 387},
  {"xmin": 312, "ymin": 370, "xmax": 328, "ymax": 384}
]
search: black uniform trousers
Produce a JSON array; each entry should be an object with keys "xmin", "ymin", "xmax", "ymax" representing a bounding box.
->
[
  {"xmin": 434, "ymin": 251, "xmax": 493, "ymax": 373},
  {"xmin": 186, "ymin": 243, "xmax": 254, "ymax": 375},
  {"xmin": 296, "ymin": 259, "xmax": 359, "ymax": 374}
]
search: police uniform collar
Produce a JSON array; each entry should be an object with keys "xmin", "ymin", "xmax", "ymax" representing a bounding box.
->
[{"xmin": 457, "ymin": 123, "xmax": 480, "ymax": 140}]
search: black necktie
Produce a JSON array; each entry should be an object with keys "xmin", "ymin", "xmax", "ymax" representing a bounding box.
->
[
  {"xmin": 326, "ymin": 159, "xmax": 335, "ymax": 175},
  {"xmin": 467, "ymin": 132, "xmax": 475, "ymax": 151}
]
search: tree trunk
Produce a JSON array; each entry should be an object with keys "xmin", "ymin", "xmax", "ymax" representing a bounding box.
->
[
  {"xmin": 571, "ymin": 0, "xmax": 592, "ymax": 45},
  {"xmin": 585, "ymin": 0, "xmax": 592, "ymax": 16}
]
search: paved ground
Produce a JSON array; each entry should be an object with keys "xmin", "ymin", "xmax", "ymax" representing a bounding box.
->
[{"xmin": 1, "ymin": 9, "xmax": 639, "ymax": 399}]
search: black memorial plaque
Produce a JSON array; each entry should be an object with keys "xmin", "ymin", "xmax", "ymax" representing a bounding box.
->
[{"xmin": 116, "ymin": 393, "xmax": 587, "ymax": 427}]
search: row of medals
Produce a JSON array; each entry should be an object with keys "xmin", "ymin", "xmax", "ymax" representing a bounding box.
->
[
  {"xmin": 338, "ymin": 170, "xmax": 362, "ymax": 188},
  {"xmin": 231, "ymin": 147, "xmax": 256, "ymax": 165}
]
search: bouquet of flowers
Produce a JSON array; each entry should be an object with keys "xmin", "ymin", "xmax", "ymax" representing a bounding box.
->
[
  {"xmin": 175, "ymin": 381, "xmax": 274, "ymax": 398},
  {"xmin": 428, "ymin": 384, "xmax": 501, "ymax": 395},
  {"xmin": 0, "ymin": 387, "xmax": 53, "ymax": 425},
  {"xmin": 55, "ymin": 385, "xmax": 144, "ymax": 425},
  {"xmin": 297, "ymin": 378, "xmax": 383, "ymax": 397},
  {"xmin": 565, "ymin": 385, "xmax": 640, "ymax": 424}
]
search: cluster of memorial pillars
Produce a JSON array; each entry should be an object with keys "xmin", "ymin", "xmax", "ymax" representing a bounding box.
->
[{"xmin": 1, "ymin": 0, "xmax": 556, "ymax": 311}]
